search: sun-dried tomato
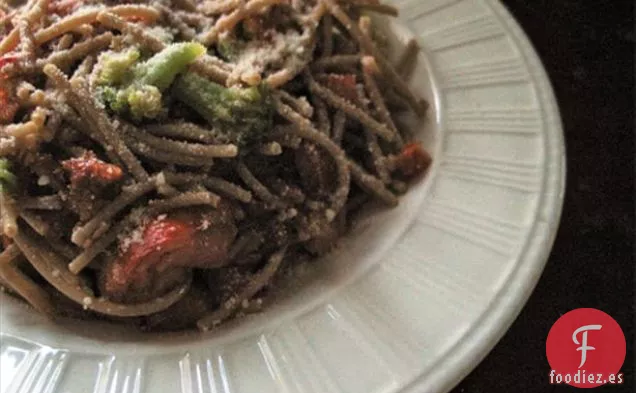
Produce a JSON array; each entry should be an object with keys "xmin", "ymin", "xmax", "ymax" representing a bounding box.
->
[
  {"xmin": 121, "ymin": 218, "xmax": 197, "ymax": 275},
  {"xmin": 62, "ymin": 151, "xmax": 124, "ymax": 185},
  {"xmin": 0, "ymin": 83, "xmax": 18, "ymax": 124},
  {"xmin": 325, "ymin": 73, "xmax": 358, "ymax": 102},
  {"xmin": 101, "ymin": 207, "xmax": 237, "ymax": 299},
  {"xmin": 394, "ymin": 142, "xmax": 432, "ymax": 178},
  {"xmin": 0, "ymin": 54, "xmax": 19, "ymax": 69}
]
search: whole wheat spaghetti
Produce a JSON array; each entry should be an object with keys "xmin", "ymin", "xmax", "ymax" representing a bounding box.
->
[{"xmin": 0, "ymin": 0, "xmax": 431, "ymax": 332}]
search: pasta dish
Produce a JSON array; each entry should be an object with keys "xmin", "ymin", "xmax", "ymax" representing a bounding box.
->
[{"xmin": 0, "ymin": 0, "xmax": 431, "ymax": 331}]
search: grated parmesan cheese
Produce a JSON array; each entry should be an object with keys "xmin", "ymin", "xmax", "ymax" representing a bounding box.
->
[
  {"xmin": 0, "ymin": 137, "xmax": 16, "ymax": 151},
  {"xmin": 155, "ymin": 172, "xmax": 167, "ymax": 186},
  {"xmin": 119, "ymin": 223, "xmax": 145, "ymax": 253},
  {"xmin": 198, "ymin": 219, "xmax": 211, "ymax": 231},
  {"xmin": 224, "ymin": 297, "xmax": 237, "ymax": 310},
  {"xmin": 229, "ymin": 27, "xmax": 313, "ymax": 85},
  {"xmin": 37, "ymin": 175, "xmax": 50, "ymax": 186}
]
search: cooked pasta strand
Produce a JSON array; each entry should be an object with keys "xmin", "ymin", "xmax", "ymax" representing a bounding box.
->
[
  {"xmin": 146, "ymin": 191, "xmax": 221, "ymax": 215},
  {"xmin": 14, "ymin": 229, "xmax": 191, "ymax": 317},
  {"xmin": 311, "ymin": 54, "xmax": 361, "ymax": 71},
  {"xmin": 157, "ymin": 4, "xmax": 197, "ymax": 40},
  {"xmin": 349, "ymin": 160, "xmax": 397, "ymax": 206},
  {"xmin": 124, "ymin": 124, "xmax": 238, "ymax": 158},
  {"xmin": 125, "ymin": 136, "xmax": 216, "ymax": 166},
  {"xmin": 331, "ymin": 110, "xmax": 346, "ymax": 145},
  {"xmin": 162, "ymin": 172, "xmax": 254, "ymax": 203},
  {"xmin": 201, "ymin": 0, "xmax": 285, "ymax": 45},
  {"xmin": 274, "ymin": 99, "xmax": 351, "ymax": 216},
  {"xmin": 56, "ymin": 33, "xmax": 75, "ymax": 51},
  {"xmin": 0, "ymin": 244, "xmax": 21, "ymax": 267},
  {"xmin": 308, "ymin": 77, "xmax": 395, "ymax": 142},
  {"xmin": 197, "ymin": 247, "xmax": 286, "ymax": 330},
  {"xmin": 0, "ymin": 244, "xmax": 56, "ymax": 316},
  {"xmin": 17, "ymin": 19, "xmax": 36, "ymax": 64},
  {"xmin": 277, "ymin": 90, "xmax": 314, "ymax": 119},
  {"xmin": 236, "ymin": 161, "xmax": 286, "ymax": 208},
  {"xmin": 97, "ymin": 11, "xmax": 230, "ymax": 84},
  {"xmin": 68, "ymin": 209, "xmax": 143, "ymax": 274},
  {"xmin": 322, "ymin": 0, "xmax": 427, "ymax": 116},
  {"xmin": 354, "ymin": 2, "xmax": 399, "ymax": 16},
  {"xmin": 43, "ymin": 65, "xmax": 149, "ymax": 181},
  {"xmin": 395, "ymin": 38, "xmax": 419, "ymax": 78},
  {"xmin": 321, "ymin": 14, "xmax": 333, "ymax": 57},
  {"xmin": 0, "ymin": 0, "xmax": 47, "ymax": 55},
  {"xmin": 0, "ymin": 0, "xmax": 431, "ymax": 331},
  {"xmin": 70, "ymin": 178, "xmax": 159, "ymax": 247},
  {"xmin": 34, "ymin": 5, "xmax": 160, "ymax": 48},
  {"xmin": 361, "ymin": 57, "xmax": 403, "ymax": 146},
  {"xmin": 19, "ymin": 210, "xmax": 50, "ymax": 237},
  {"xmin": 200, "ymin": 0, "xmax": 241, "ymax": 15},
  {"xmin": 38, "ymin": 32, "xmax": 113, "ymax": 71},
  {"xmin": 145, "ymin": 123, "xmax": 228, "ymax": 144},
  {"xmin": 1, "ymin": 193, "xmax": 18, "ymax": 238}
]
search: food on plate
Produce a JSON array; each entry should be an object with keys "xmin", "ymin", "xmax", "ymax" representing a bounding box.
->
[{"xmin": 0, "ymin": 0, "xmax": 431, "ymax": 331}]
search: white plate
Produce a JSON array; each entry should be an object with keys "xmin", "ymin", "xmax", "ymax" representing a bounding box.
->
[{"xmin": 0, "ymin": 0, "xmax": 565, "ymax": 392}]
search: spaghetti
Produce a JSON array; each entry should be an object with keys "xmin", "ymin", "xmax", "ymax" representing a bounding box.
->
[{"xmin": 0, "ymin": 0, "xmax": 431, "ymax": 331}]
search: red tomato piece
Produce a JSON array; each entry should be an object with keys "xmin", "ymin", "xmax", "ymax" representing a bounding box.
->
[
  {"xmin": 0, "ymin": 54, "xmax": 19, "ymax": 70},
  {"xmin": 325, "ymin": 73, "xmax": 358, "ymax": 102},
  {"xmin": 101, "ymin": 207, "xmax": 237, "ymax": 299},
  {"xmin": 0, "ymin": 83, "xmax": 18, "ymax": 124},
  {"xmin": 62, "ymin": 151, "xmax": 124, "ymax": 185},
  {"xmin": 395, "ymin": 142, "xmax": 432, "ymax": 178}
]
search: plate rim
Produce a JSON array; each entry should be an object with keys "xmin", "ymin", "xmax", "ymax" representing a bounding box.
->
[{"xmin": 401, "ymin": 1, "xmax": 566, "ymax": 391}]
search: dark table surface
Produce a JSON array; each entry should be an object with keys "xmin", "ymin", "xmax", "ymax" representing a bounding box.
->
[{"xmin": 451, "ymin": 1, "xmax": 634, "ymax": 392}]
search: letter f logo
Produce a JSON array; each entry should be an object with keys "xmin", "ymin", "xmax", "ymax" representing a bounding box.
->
[{"xmin": 572, "ymin": 325, "xmax": 602, "ymax": 368}]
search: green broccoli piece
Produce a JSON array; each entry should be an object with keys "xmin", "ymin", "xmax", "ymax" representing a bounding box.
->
[
  {"xmin": 0, "ymin": 159, "xmax": 16, "ymax": 194},
  {"xmin": 127, "ymin": 85, "xmax": 163, "ymax": 121},
  {"xmin": 99, "ymin": 86, "xmax": 129, "ymax": 113},
  {"xmin": 173, "ymin": 72, "xmax": 273, "ymax": 148},
  {"xmin": 135, "ymin": 42, "xmax": 206, "ymax": 91},
  {"xmin": 96, "ymin": 43, "xmax": 205, "ymax": 121},
  {"xmin": 99, "ymin": 85, "xmax": 163, "ymax": 121},
  {"xmin": 97, "ymin": 49, "xmax": 140, "ymax": 86}
]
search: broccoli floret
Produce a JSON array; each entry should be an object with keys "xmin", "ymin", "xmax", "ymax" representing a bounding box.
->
[
  {"xmin": 0, "ymin": 158, "xmax": 16, "ymax": 194},
  {"xmin": 97, "ymin": 49, "xmax": 140, "ymax": 86},
  {"xmin": 99, "ymin": 86, "xmax": 129, "ymax": 113},
  {"xmin": 173, "ymin": 72, "xmax": 273, "ymax": 148},
  {"xmin": 127, "ymin": 85, "xmax": 163, "ymax": 121},
  {"xmin": 99, "ymin": 84, "xmax": 163, "ymax": 121},
  {"xmin": 96, "ymin": 43, "xmax": 205, "ymax": 121},
  {"xmin": 135, "ymin": 42, "xmax": 206, "ymax": 91}
]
